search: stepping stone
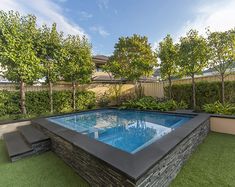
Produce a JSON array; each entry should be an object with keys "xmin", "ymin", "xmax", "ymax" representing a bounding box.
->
[
  {"xmin": 17, "ymin": 125, "xmax": 49, "ymax": 144},
  {"xmin": 3, "ymin": 131, "xmax": 33, "ymax": 162}
]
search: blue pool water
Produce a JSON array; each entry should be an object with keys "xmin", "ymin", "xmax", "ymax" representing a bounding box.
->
[{"xmin": 47, "ymin": 109, "xmax": 192, "ymax": 154}]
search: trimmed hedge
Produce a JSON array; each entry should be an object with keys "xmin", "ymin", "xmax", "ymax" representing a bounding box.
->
[
  {"xmin": 165, "ymin": 81, "xmax": 235, "ymax": 108},
  {"xmin": 0, "ymin": 90, "xmax": 96, "ymax": 116}
]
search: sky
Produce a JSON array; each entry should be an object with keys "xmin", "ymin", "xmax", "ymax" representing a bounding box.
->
[{"xmin": 1, "ymin": 0, "xmax": 235, "ymax": 55}]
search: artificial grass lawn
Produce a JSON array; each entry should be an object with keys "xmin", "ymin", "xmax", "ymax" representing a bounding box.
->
[
  {"xmin": 171, "ymin": 132, "xmax": 235, "ymax": 187},
  {"xmin": 0, "ymin": 132, "xmax": 235, "ymax": 187},
  {"xmin": 0, "ymin": 141, "xmax": 89, "ymax": 187}
]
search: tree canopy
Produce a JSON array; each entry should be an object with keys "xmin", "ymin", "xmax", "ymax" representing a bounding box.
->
[
  {"xmin": 178, "ymin": 30, "xmax": 209, "ymax": 108},
  {"xmin": 39, "ymin": 23, "xmax": 64, "ymax": 83},
  {"xmin": 37, "ymin": 23, "xmax": 64, "ymax": 112},
  {"xmin": 0, "ymin": 11, "xmax": 42, "ymax": 114},
  {"xmin": 158, "ymin": 34, "xmax": 178, "ymax": 98},
  {"xmin": 104, "ymin": 34, "xmax": 157, "ymax": 82},
  {"xmin": 0, "ymin": 11, "xmax": 42, "ymax": 84},
  {"xmin": 61, "ymin": 35, "xmax": 93, "ymax": 110},
  {"xmin": 62, "ymin": 35, "xmax": 93, "ymax": 83},
  {"xmin": 207, "ymin": 29, "xmax": 235, "ymax": 103}
]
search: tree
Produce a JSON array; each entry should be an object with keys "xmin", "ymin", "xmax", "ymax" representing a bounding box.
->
[
  {"xmin": 178, "ymin": 30, "xmax": 209, "ymax": 109},
  {"xmin": 207, "ymin": 29, "xmax": 235, "ymax": 104},
  {"xmin": 0, "ymin": 11, "xmax": 42, "ymax": 114},
  {"xmin": 104, "ymin": 34, "xmax": 157, "ymax": 97},
  {"xmin": 62, "ymin": 35, "xmax": 93, "ymax": 111},
  {"xmin": 38, "ymin": 23, "xmax": 63, "ymax": 113},
  {"xmin": 158, "ymin": 34, "xmax": 178, "ymax": 99}
]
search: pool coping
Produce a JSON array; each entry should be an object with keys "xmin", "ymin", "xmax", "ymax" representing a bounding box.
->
[{"xmin": 32, "ymin": 108, "xmax": 210, "ymax": 182}]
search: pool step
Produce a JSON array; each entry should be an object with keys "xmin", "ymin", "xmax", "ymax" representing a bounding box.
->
[
  {"xmin": 3, "ymin": 125, "xmax": 51, "ymax": 162},
  {"xmin": 17, "ymin": 125, "xmax": 51, "ymax": 153}
]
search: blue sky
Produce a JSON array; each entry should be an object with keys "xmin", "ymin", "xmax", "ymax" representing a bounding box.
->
[{"xmin": 1, "ymin": 0, "xmax": 235, "ymax": 55}]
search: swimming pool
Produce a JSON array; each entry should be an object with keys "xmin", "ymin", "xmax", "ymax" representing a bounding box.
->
[
  {"xmin": 47, "ymin": 109, "xmax": 192, "ymax": 154},
  {"xmin": 33, "ymin": 108, "xmax": 210, "ymax": 186}
]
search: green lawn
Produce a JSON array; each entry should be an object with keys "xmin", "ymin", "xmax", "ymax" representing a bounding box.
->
[
  {"xmin": 0, "ymin": 141, "xmax": 89, "ymax": 187},
  {"xmin": 171, "ymin": 132, "xmax": 235, "ymax": 187},
  {"xmin": 0, "ymin": 132, "xmax": 235, "ymax": 187}
]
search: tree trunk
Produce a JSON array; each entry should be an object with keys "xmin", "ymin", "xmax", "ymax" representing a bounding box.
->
[
  {"xmin": 49, "ymin": 81, "xmax": 53, "ymax": 113},
  {"xmin": 168, "ymin": 76, "xmax": 172, "ymax": 99},
  {"xmin": 20, "ymin": 80, "xmax": 27, "ymax": 114},
  {"xmin": 192, "ymin": 74, "xmax": 196, "ymax": 110},
  {"xmin": 221, "ymin": 74, "xmax": 225, "ymax": 105},
  {"xmin": 72, "ymin": 81, "xmax": 76, "ymax": 111},
  {"xmin": 135, "ymin": 81, "xmax": 142, "ymax": 98}
]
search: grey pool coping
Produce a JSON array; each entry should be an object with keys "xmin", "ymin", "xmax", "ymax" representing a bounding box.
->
[{"xmin": 32, "ymin": 108, "xmax": 209, "ymax": 182}]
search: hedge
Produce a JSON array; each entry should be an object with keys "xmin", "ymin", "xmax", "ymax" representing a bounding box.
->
[
  {"xmin": 165, "ymin": 81, "xmax": 235, "ymax": 108},
  {"xmin": 0, "ymin": 90, "xmax": 96, "ymax": 116}
]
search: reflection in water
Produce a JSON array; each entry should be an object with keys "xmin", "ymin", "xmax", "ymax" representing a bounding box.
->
[{"xmin": 48, "ymin": 110, "xmax": 191, "ymax": 153}]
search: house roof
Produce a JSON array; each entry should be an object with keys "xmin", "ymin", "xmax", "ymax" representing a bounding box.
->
[
  {"xmin": 93, "ymin": 55, "xmax": 109, "ymax": 66},
  {"xmin": 203, "ymin": 62, "xmax": 235, "ymax": 74},
  {"xmin": 0, "ymin": 75, "xmax": 10, "ymax": 83}
]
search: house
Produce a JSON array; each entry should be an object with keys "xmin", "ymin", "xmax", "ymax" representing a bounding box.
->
[
  {"xmin": 92, "ymin": 55, "xmax": 118, "ymax": 83},
  {"xmin": 93, "ymin": 55, "xmax": 109, "ymax": 72},
  {"xmin": 0, "ymin": 75, "xmax": 10, "ymax": 83}
]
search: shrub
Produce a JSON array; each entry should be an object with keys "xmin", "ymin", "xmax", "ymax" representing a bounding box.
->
[
  {"xmin": 203, "ymin": 101, "xmax": 235, "ymax": 115},
  {"xmin": 0, "ymin": 90, "xmax": 96, "ymax": 118},
  {"xmin": 26, "ymin": 91, "xmax": 50, "ymax": 115},
  {"xmin": 53, "ymin": 91, "xmax": 73, "ymax": 113},
  {"xmin": 121, "ymin": 96, "xmax": 188, "ymax": 111},
  {"xmin": 165, "ymin": 81, "xmax": 235, "ymax": 108},
  {"xmin": 75, "ymin": 91, "xmax": 96, "ymax": 110},
  {"xmin": 97, "ymin": 91, "xmax": 110, "ymax": 107},
  {"xmin": 0, "ymin": 90, "xmax": 20, "ymax": 116}
]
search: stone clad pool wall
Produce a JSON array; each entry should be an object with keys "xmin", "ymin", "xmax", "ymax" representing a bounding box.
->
[
  {"xmin": 136, "ymin": 119, "xmax": 209, "ymax": 186},
  {"xmin": 33, "ymin": 111, "xmax": 210, "ymax": 186}
]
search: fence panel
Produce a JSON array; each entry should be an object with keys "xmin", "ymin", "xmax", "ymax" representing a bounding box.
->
[
  {"xmin": 1, "ymin": 73, "xmax": 235, "ymax": 99},
  {"xmin": 141, "ymin": 82, "xmax": 164, "ymax": 98}
]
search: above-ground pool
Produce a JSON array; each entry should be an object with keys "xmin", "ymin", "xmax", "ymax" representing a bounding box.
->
[
  {"xmin": 47, "ymin": 109, "xmax": 192, "ymax": 154},
  {"xmin": 33, "ymin": 108, "xmax": 210, "ymax": 186}
]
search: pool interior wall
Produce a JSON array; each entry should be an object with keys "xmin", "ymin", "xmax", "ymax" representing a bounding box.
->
[
  {"xmin": 33, "ymin": 109, "xmax": 210, "ymax": 186},
  {"xmin": 47, "ymin": 109, "xmax": 192, "ymax": 154}
]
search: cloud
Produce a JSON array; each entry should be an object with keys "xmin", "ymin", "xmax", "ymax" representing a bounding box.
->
[
  {"xmin": 97, "ymin": 0, "xmax": 109, "ymax": 10},
  {"xmin": 175, "ymin": 0, "xmax": 235, "ymax": 40},
  {"xmin": 90, "ymin": 26, "xmax": 110, "ymax": 37},
  {"xmin": 0, "ymin": 0, "xmax": 88, "ymax": 38},
  {"xmin": 154, "ymin": 0, "xmax": 235, "ymax": 47},
  {"xmin": 77, "ymin": 11, "xmax": 93, "ymax": 20}
]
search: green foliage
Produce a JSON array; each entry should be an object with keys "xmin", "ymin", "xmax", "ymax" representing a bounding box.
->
[
  {"xmin": 207, "ymin": 29, "xmax": 235, "ymax": 104},
  {"xmin": 178, "ymin": 30, "xmax": 209, "ymax": 108},
  {"xmin": 178, "ymin": 30, "xmax": 209, "ymax": 77},
  {"xmin": 75, "ymin": 91, "xmax": 96, "ymax": 110},
  {"xmin": 157, "ymin": 34, "xmax": 179, "ymax": 98},
  {"xmin": 203, "ymin": 101, "xmax": 235, "ymax": 115},
  {"xmin": 0, "ymin": 90, "xmax": 96, "ymax": 118},
  {"xmin": 38, "ymin": 23, "xmax": 64, "ymax": 83},
  {"xmin": 62, "ymin": 35, "xmax": 93, "ymax": 84},
  {"xmin": 0, "ymin": 11, "xmax": 43, "ymax": 114},
  {"xmin": 0, "ymin": 11, "xmax": 42, "ymax": 83},
  {"xmin": 53, "ymin": 91, "xmax": 73, "ymax": 113},
  {"xmin": 158, "ymin": 34, "xmax": 178, "ymax": 80},
  {"xmin": 25, "ymin": 91, "xmax": 50, "ymax": 115},
  {"xmin": 207, "ymin": 29, "xmax": 235, "ymax": 75},
  {"xmin": 121, "ymin": 96, "xmax": 188, "ymax": 111},
  {"xmin": 0, "ymin": 90, "xmax": 20, "ymax": 116},
  {"xmin": 165, "ymin": 81, "xmax": 235, "ymax": 108},
  {"xmin": 104, "ymin": 34, "xmax": 157, "ymax": 81}
]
